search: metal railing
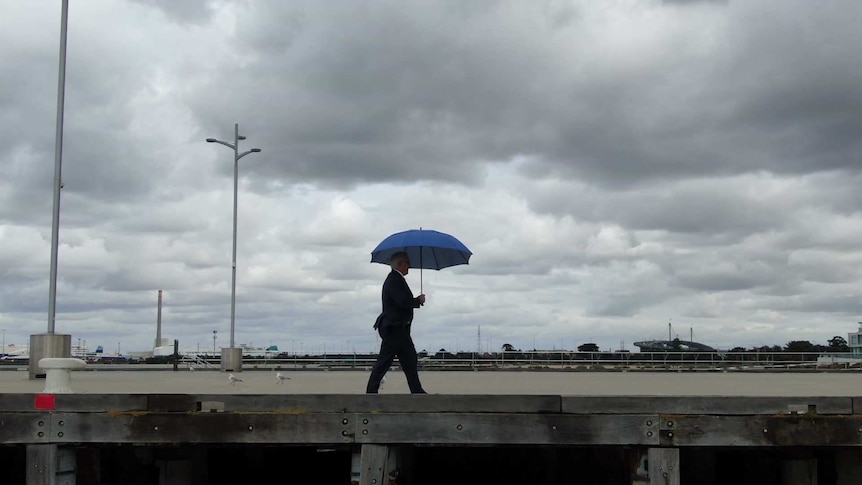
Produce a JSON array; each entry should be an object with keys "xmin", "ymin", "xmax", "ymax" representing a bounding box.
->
[{"xmin": 230, "ymin": 351, "xmax": 859, "ymax": 371}]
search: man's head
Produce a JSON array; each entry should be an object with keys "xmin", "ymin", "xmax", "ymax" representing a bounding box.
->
[{"xmin": 390, "ymin": 251, "xmax": 411, "ymax": 274}]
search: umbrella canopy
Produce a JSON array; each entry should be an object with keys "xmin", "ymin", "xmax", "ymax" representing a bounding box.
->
[{"xmin": 370, "ymin": 229, "xmax": 472, "ymax": 270}]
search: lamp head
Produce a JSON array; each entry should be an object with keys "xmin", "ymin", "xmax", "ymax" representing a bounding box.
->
[
  {"xmin": 251, "ymin": 148, "xmax": 262, "ymax": 153},
  {"xmin": 238, "ymin": 135, "xmax": 247, "ymax": 141},
  {"xmin": 205, "ymin": 138, "xmax": 217, "ymax": 143}
]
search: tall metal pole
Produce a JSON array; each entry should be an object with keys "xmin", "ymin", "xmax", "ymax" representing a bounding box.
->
[
  {"xmin": 230, "ymin": 123, "xmax": 239, "ymax": 349},
  {"xmin": 48, "ymin": 0, "xmax": 70, "ymax": 333},
  {"xmin": 206, "ymin": 124, "xmax": 261, "ymax": 355},
  {"xmin": 206, "ymin": 125, "xmax": 260, "ymax": 371},
  {"xmin": 155, "ymin": 289, "xmax": 163, "ymax": 348}
]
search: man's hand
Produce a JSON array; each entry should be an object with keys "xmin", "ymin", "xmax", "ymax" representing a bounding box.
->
[{"xmin": 418, "ymin": 294, "xmax": 426, "ymax": 305}]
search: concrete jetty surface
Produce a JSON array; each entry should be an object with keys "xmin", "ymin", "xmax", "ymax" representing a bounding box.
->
[{"xmin": 2, "ymin": 368, "xmax": 861, "ymax": 395}]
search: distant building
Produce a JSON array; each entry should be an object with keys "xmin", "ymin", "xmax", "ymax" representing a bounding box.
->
[
  {"xmin": 633, "ymin": 339, "xmax": 715, "ymax": 352},
  {"xmin": 848, "ymin": 323, "xmax": 862, "ymax": 358}
]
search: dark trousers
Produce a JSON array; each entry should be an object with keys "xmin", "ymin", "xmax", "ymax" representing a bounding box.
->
[{"xmin": 366, "ymin": 325, "xmax": 425, "ymax": 393}]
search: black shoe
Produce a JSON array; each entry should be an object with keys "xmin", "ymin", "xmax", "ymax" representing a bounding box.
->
[{"xmin": 413, "ymin": 390, "xmax": 427, "ymax": 394}]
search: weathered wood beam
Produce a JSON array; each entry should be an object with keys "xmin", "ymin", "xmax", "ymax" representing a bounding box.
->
[
  {"xmin": 659, "ymin": 415, "xmax": 862, "ymax": 447},
  {"xmin": 26, "ymin": 444, "xmax": 57, "ymax": 485},
  {"xmin": 648, "ymin": 448, "xmax": 680, "ymax": 485},
  {"xmin": 353, "ymin": 413, "xmax": 659, "ymax": 445}
]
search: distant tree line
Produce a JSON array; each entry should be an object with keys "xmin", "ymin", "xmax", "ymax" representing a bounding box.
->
[
  {"xmin": 570, "ymin": 336, "xmax": 851, "ymax": 354},
  {"xmin": 419, "ymin": 337, "xmax": 853, "ymax": 364},
  {"xmin": 728, "ymin": 336, "xmax": 850, "ymax": 353}
]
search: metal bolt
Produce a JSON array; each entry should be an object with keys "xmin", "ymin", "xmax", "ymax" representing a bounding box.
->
[
  {"xmin": 763, "ymin": 428, "xmax": 768, "ymax": 434},
  {"xmin": 342, "ymin": 418, "xmax": 349, "ymax": 425},
  {"xmin": 363, "ymin": 418, "xmax": 369, "ymax": 425},
  {"xmin": 646, "ymin": 420, "xmax": 653, "ymax": 426},
  {"xmin": 362, "ymin": 429, "xmax": 368, "ymax": 435},
  {"xmin": 57, "ymin": 432, "xmax": 64, "ymax": 438},
  {"xmin": 647, "ymin": 431, "xmax": 654, "ymax": 437},
  {"xmin": 37, "ymin": 432, "xmax": 44, "ymax": 438},
  {"xmin": 457, "ymin": 424, "xmax": 463, "ymax": 431},
  {"xmin": 248, "ymin": 425, "xmax": 254, "ymax": 431},
  {"xmin": 153, "ymin": 426, "xmax": 159, "ymax": 431},
  {"xmin": 38, "ymin": 421, "xmax": 45, "ymax": 427},
  {"xmin": 666, "ymin": 420, "xmax": 674, "ymax": 427},
  {"xmin": 342, "ymin": 430, "xmax": 348, "ymax": 436},
  {"xmin": 552, "ymin": 425, "xmax": 557, "ymax": 430},
  {"xmin": 667, "ymin": 432, "xmax": 674, "ymax": 438},
  {"xmin": 57, "ymin": 420, "xmax": 64, "ymax": 426}
]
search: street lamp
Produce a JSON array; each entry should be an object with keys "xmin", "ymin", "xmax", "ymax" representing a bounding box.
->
[
  {"xmin": 30, "ymin": 0, "xmax": 73, "ymax": 380},
  {"xmin": 206, "ymin": 123, "xmax": 261, "ymax": 372}
]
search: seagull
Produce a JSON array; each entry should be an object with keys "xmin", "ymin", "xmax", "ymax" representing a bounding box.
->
[
  {"xmin": 228, "ymin": 373, "xmax": 242, "ymax": 385},
  {"xmin": 276, "ymin": 372, "xmax": 290, "ymax": 383},
  {"xmin": 188, "ymin": 364, "xmax": 195, "ymax": 372}
]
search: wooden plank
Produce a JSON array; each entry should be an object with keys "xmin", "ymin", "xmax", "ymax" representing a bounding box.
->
[
  {"xmin": 26, "ymin": 444, "xmax": 57, "ymax": 485},
  {"xmin": 359, "ymin": 444, "xmax": 397, "ymax": 485},
  {"xmin": 8, "ymin": 409, "xmax": 862, "ymax": 448},
  {"xmin": 354, "ymin": 413, "xmax": 659, "ymax": 445},
  {"xmin": 5, "ymin": 393, "xmax": 856, "ymax": 415},
  {"xmin": 562, "ymin": 396, "xmax": 854, "ymax": 415},
  {"xmin": 47, "ymin": 412, "xmax": 354, "ymax": 444},
  {"xmin": 648, "ymin": 448, "xmax": 679, "ymax": 485},
  {"xmin": 57, "ymin": 394, "xmax": 148, "ymax": 412},
  {"xmin": 145, "ymin": 394, "xmax": 561, "ymax": 413},
  {"xmin": 0, "ymin": 413, "xmax": 52, "ymax": 444},
  {"xmin": 43, "ymin": 412, "xmax": 857, "ymax": 447},
  {"xmin": 0, "ymin": 394, "xmax": 38, "ymax": 412},
  {"xmin": 659, "ymin": 415, "xmax": 862, "ymax": 447},
  {"xmin": 1, "ymin": 394, "xmax": 147, "ymax": 412}
]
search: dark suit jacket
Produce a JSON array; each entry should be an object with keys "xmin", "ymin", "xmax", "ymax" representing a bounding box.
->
[{"xmin": 379, "ymin": 270, "xmax": 421, "ymax": 328}]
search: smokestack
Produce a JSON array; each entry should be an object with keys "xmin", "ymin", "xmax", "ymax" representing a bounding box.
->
[{"xmin": 155, "ymin": 290, "xmax": 163, "ymax": 348}]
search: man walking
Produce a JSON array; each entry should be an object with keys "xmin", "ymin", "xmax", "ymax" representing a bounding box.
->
[{"xmin": 366, "ymin": 251, "xmax": 427, "ymax": 394}]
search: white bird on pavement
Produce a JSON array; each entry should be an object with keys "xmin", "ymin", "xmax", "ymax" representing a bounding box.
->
[
  {"xmin": 276, "ymin": 372, "xmax": 290, "ymax": 383},
  {"xmin": 228, "ymin": 373, "xmax": 242, "ymax": 385},
  {"xmin": 188, "ymin": 364, "xmax": 195, "ymax": 372}
]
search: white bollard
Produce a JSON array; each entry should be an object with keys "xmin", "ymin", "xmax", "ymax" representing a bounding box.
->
[{"xmin": 38, "ymin": 358, "xmax": 87, "ymax": 394}]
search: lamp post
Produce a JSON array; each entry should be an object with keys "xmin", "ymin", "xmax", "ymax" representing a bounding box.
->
[
  {"xmin": 30, "ymin": 0, "xmax": 73, "ymax": 380},
  {"xmin": 206, "ymin": 123, "xmax": 261, "ymax": 372}
]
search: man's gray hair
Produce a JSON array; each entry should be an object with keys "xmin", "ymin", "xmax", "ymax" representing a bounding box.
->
[{"xmin": 390, "ymin": 251, "xmax": 409, "ymax": 270}]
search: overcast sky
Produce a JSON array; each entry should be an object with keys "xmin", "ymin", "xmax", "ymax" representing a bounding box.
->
[{"xmin": 1, "ymin": 0, "xmax": 861, "ymax": 355}]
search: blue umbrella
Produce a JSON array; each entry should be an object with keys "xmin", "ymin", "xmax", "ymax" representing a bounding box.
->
[{"xmin": 370, "ymin": 228, "xmax": 472, "ymax": 292}]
